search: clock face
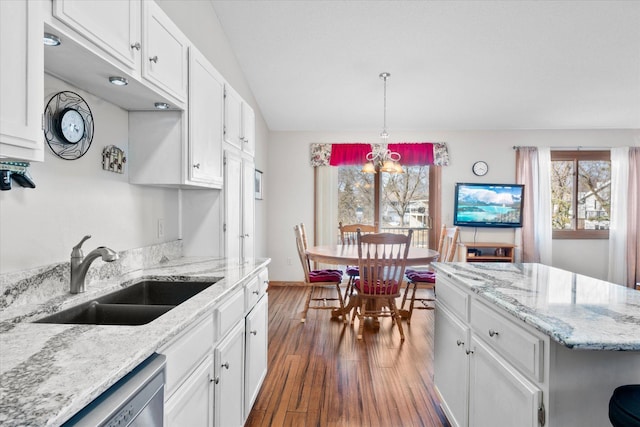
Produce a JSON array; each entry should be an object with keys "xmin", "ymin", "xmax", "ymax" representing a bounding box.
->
[
  {"xmin": 472, "ymin": 161, "xmax": 488, "ymax": 176},
  {"xmin": 58, "ymin": 108, "xmax": 85, "ymax": 144}
]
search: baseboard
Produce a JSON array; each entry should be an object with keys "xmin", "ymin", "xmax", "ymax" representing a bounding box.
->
[{"xmin": 268, "ymin": 281, "xmax": 304, "ymax": 287}]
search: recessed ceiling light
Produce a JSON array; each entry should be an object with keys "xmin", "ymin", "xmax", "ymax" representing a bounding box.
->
[
  {"xmin": 109, "ymin": 76, "xmax": 128, "ymax": 86},
  {"xmin": 43, "ymin": 32, "xmax": 61, "ymax": 46},
  {"xmin": 154, "ymin": 102, "xmax": 170, "ymax": 110}
]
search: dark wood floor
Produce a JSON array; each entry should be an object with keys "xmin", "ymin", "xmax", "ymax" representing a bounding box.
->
[{"xmin": 245, "ymin": 285, "xmax": 451, "ymax": 427}]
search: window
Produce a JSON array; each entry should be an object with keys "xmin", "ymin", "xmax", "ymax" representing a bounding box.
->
[
  {"xmin": 331, "ymin": 165, "xmax": 439, "ymax": 248},
  {"xmin": 551, "ymin": 150, "xmax": 611, "ymax": 239}
]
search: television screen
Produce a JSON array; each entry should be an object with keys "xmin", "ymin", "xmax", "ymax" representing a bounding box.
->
[{"xmin": 453, "ymin": 183, "xmax": 524, "ymax": 228}]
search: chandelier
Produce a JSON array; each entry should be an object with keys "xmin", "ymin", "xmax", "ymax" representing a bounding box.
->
[{"xmin": 362, "ymin": 72, "xmax": 403, "ymax": 174}]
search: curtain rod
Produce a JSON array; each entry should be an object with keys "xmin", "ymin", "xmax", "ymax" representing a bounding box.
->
[{"xmin": 512, "ymin": 145, "xmax": 613, "ymax": 150}]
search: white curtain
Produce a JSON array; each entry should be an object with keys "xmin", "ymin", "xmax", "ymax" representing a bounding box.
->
[
  {"xmin": 314, "ymin": 166, "xmax": 340, "ymax": 246},
  {"xmin": 607, "ymin": 147, "xmax": 629, "ymax": 285},
  {"xmin": 515, "ymin": 147, "xmax": 552, "ymax": 264}
]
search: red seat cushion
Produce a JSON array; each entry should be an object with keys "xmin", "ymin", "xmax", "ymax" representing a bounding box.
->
[
  {"xmin": 309, "ymin": 269, "xmax": 343, "ymax": 283},
  {"xmin": 354, "ymin": 278, "xmax": 399, "ymax": 295},
  {"xmin": 406, "ymin": 269, "xmax": 436, "ymax": 283},
  {"xmin": 346, "ymin": 267, "xmax": 359, "ymax": 276}
]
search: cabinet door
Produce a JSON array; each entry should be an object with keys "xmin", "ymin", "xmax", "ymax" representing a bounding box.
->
[
  {"xmin": 189, "ymin": 47, "xmax": 224, "ymax": 187},
  {"xmin": 242, "ymin": 158, "xmax": 256, "ymax": 262},
  {"xmin": 245, "ymin": 295, "xmax": 268, "ymax": 417},
  {"xmin": 0, "ymin": 0, "xmax": 43, "ymax": 162},
  {"xmin": 142, "ymin": 1, "xmax": 188, "ymax": 103},
  {"xmin": 52, "ymin": 0, "xmax": 141, "ymax": 72},
  {"xmin": 215, "ymin": 322, "xmax": 245, "ymax": 427},
  {"xmin": 434, "ymin": 304, "xmax": 470, "ymax": 427},
  {"xmin": 224, "ymin": 152, "xmax": 242, "ymax": 264},
  {"xmin": 224, "ymin": 85, "xmax": 243, "ymax": 149},
  {"xmin": 165, "ymin": 355, "xmax": 214, "ymax": 427},
  {"xmin": 241, "ymin": 104, "xmax": 255, "ymax": 156},
  {"xmin": 468, "ymin": 337, "xmax": 542, "ymax": 427}
]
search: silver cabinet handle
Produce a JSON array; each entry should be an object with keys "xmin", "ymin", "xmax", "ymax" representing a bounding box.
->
[
  {"xmin": 221, "ymin": 362, "xmax": 229, "ymax": 369},
  {"xmin": 250, "ymin": 330, "xmax": 257, "ymax": 336},
  {"xmin": 488, "ymin": 329, "xmax": 499, "ymax": 337},
  {"xmin": 456, "ymin": 340, "xmax": 464, "ymax": 347},
  {"xmin": 465, "ymin": 349, "xmax": 475, "ymax": 355},
  {"xmin": 193, "ymin": 163, "xmax": 200, "ymax": 169},
  {"xmin": 210, "ymin": 376, "xmax": 219, "ymax": 384},
  {"xmin": 131, "ymin": 42, "xmax": 141, "ymax": 50},
  {"xmin": 252, "ymin": 290, "xmax": 260, "ymax": 295},
  {"xmin": 245, "ymin": 234, "xmax": 250, "ymax": 237},
  {"xmin": 149, "ymin": 55, "xmax": 158, "ymax": 63}
]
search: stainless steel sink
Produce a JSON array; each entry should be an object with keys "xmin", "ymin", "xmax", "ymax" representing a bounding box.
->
[{"xmin": 35, "ymin": 280, "xmax": 218, "ymax": 326}]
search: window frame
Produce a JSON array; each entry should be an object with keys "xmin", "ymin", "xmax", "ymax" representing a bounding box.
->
[{"xmin": 551, "ymin": 150, "xmax": 610, "ymax": 240}]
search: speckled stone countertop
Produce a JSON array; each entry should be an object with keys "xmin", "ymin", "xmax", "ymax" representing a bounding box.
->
[
  {"xmin": 431, "ymin": 262, "xmax": 640, "ymax": 351},
  {"xmin": 0, "ymin": 255, "xmax": 270, "ymax": 426}
]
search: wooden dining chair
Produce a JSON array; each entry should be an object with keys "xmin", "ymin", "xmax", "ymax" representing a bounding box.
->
[
  {"xmin": 352, "ymin": 229, "xmax": 413, "ymax": 341},
  {"xmin": 294, "ymin": 224, "xmax": 347, "ymax": 323},
  {"xmin": 338, "ymin": 222, "xmax": 376, "ymax": 298},
  {"xmin": 400, "ymin": 224, "xmax": 459, "ymax": 324}
]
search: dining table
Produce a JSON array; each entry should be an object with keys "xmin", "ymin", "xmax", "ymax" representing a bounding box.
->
[{"xmin": 305, "ymin": 244, "xmax": 440, "ymax": 320}]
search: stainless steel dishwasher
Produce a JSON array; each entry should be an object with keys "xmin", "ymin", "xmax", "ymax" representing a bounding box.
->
[{"xmin": 63, "ymin": 353, "xmax": 166, "ymax": 427}]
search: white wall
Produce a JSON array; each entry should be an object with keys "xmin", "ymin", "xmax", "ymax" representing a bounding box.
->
[
  {"xmin": 0, "ymin": 75, "xmax": 180, "ymax": 274},
  {"xmin": 267, "ymin": 129, "xmax": 639, "ymax": 282}
]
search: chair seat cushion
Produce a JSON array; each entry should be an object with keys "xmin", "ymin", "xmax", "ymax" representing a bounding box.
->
[
  {"xmin": 609, "ymin": 384, "xmax": 640, "ymax": 426},
  {"xmin": 406, "ymin": 269, "xmax": 436, "ymax": 283},
  {"xmin": 309, "ymin": 269, "xmax": 343, "ymax": 283},
  {"xmin": 354, "ymin": 279, "xmax": 399, "ymax": 295},
  {"xmin": 346, "ymin": 267, "xmax": 359, "ymax": 276}
]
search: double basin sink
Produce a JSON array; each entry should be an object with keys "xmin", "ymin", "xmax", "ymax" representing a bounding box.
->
[{"xmin": 35, "ymin": 280, "xmax": 220, "ymax": 326}]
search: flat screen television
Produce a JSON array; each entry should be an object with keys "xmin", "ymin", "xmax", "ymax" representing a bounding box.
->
[{"xmin": 453, "ymin": 183, "xmax": 524, "ymax": 228}]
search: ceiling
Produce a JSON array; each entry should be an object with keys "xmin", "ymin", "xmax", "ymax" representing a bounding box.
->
[{"xmin": 210, "ymin": 0, "xmax": 640, "ymax": 133}]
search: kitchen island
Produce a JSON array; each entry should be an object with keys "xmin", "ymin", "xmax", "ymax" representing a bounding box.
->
[
  {"xmin": 431, "ymin": 262, "xmax": 640, "ymax": 427},
  {"xmin": 0, "ymin": 243, "xmax": 269, "ymax": 426}
]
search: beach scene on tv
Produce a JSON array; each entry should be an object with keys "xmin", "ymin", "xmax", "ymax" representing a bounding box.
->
[{"xmin": 455, "ymin": 184, "xmax": 523, "ymax": 226}]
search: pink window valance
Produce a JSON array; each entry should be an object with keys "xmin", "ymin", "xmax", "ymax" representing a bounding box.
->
[{"xmin": 310, "ymin": 142, "xmax": 449, "ymax": 167}]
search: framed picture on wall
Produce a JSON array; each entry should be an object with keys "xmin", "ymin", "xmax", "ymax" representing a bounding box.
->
[{"xmin": 255, "ymin": 169, "xmax": 263, "ymax": 200}]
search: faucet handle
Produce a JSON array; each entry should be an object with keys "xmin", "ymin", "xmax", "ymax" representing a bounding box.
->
[{"xmin": 71, "ymin": 235, "xmax": 92, "ymax": 258}]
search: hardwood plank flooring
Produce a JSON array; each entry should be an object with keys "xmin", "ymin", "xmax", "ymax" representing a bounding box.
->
[{"xmin": 245, "ymin": 286, "xmax": 451, "ymax": 427}]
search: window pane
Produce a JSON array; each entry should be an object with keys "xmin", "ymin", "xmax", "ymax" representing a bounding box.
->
[
  {"xmin": 552, "ymin": 160, "xmax": 575, "ymax": 230},
  {"xmin": 381, "ymin": 166, "xmax": 430, "ymax": 247},
  {"xmin": 577, "ymin": 160, "xmax": 610, "ymax": 230},
  {"xmin": 337, "ymin": 166, "xmax": 374, "ymax": 224}
]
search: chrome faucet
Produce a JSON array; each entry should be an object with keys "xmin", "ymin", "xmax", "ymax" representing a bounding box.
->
[{"xmin": 70, "ymin": 235, "xmax": 119, "ymax": 294}]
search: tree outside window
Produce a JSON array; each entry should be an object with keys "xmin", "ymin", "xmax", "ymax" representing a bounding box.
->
[{"xmin": 551, "ymin": 150, "xmax": 611, "ymax": 239}]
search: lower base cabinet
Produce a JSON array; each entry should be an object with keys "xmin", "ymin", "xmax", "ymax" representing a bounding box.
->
[{"xmin": 161, "ymin": 267, "xmax": 269, "ymax": 426}]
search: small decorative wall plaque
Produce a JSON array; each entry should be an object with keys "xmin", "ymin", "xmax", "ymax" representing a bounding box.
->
[{"xmin": 102, "ymin": 145, "xmax": 127, "ymax": 174}]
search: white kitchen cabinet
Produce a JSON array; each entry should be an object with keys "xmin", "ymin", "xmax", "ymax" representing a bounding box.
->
[
  {"xmin": 50, "ymin": 0, "xmax": 187, "ymax": 107},
  {"xmin": 468, "ymin": 337, "xmax": 542, "ymax": 427},
  {"xmin": 141, "ymin": 0, "xmax": 188, "ymax": 103},
  {"xmin": 434, "ymin": 304, "xmax": 469, "ymax": 427},
  {"xmin": 214, "ymin": 321, "xmax": 245, "ymax": 427},
  {"xmin": 244, "ymin": 293, "xmax": 268, "ymax": 418},
  {"xmin": 224, "ymin": 85, "xmax": 255, "ymax": 155},
  {"xmin": 434, "ymin": 273, "xmax": 546, "ymax": 427},
  {"xmin": 187, "ymin": 46, "xmax": 224, "ymax": 187},
  {"xmin": 51, "ymin": 0, "xmax": 141, "ymax": 73},
  {"xmin": 0, "ymin": 0, "xmax": 44, "ymax": 162},
  {"xmin": 165, "ymin": 354, "xmax": 214, "ymax": 427},
  {"xmin": 224, "ymin": 151, "xmax": 255, "ymax": 264}
]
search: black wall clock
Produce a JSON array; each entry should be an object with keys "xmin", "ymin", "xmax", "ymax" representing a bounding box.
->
[{"xmin": 44, "ymin": 91, "xmax": 94, "ymax": 160}]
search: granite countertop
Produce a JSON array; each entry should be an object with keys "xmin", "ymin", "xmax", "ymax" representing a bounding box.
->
[
  {"xmin": 431, "ymin": 262, "xmax": 640, "ymax": 351},
  {"xmin": 0, "ymin": 256, "xmax": 270, "ymax": 427}
]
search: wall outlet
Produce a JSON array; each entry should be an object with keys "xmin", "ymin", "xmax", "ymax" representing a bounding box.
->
[{"xmin": 157, "ymin": 218, "xmax": 165, "ymax": 239}]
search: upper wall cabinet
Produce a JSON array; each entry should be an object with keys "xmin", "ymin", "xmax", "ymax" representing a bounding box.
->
[
  {"xmin": 224, "ymin": 85, "xmax": 255, "ymax": 156},
  {"xmin": 0, "ymin": 0, "xmax": 44, "ymax": 162},
  {"xmin": 49, "ymin": 0, "xmax": 187, "ymax": 109}
]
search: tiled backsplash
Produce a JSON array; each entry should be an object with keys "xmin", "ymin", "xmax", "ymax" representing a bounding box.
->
[{"xmin": 0, "ymin": 240, "xmax": 183, "ymax": 310}]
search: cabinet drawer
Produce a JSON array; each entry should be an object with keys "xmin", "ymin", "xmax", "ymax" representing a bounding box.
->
[
  {"xmin": 215, "ymin": 288, "xmax": 244, "ymax": 340},
  {"xmin": 246, "ymin": 270, "xmax": 268, "ymax": 311},
  {"xmin": 160, "ymin": 313, "xmax": 214, "ymax": 398},
  {"xmin": 470, "ymin": 299, "xmax": 543, "ymax": 382},
  {"xmin": 436, "ymin": 275, "xmax": 469, "ymax": 322}
]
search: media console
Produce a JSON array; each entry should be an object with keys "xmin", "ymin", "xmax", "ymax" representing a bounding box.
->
[{"xmin": 461, "ymin": 242, "xmax": 516, "ymax": 263}]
